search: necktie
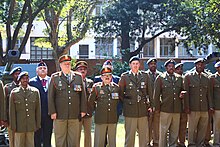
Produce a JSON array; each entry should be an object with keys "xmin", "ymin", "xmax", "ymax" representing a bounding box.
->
[
  {"xmin": 152, "ymin": 73, "xmax": 156, "ymax": 81},
  {"xmin": 135, "ymin": 74, "xmax": 138, "ymax": 82},
  {"xmin": 41, "ymin": 79, "xmax": 47, "ymax": 87},
  {"xmin": 66, "ymin": 74, "xmax": 70, "ymax": 82}
]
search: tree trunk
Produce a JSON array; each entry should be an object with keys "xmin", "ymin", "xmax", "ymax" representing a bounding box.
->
[{"xmin": 121, "ymin": 26, "xmax": 131, "ymax": 63}]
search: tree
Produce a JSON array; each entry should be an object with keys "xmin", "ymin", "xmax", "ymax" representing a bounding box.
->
[
  {"xmin": 93, "ymin": 0, "xmax": 217, "ymax": 63},
  {"xmin": 0, "ymin": 0, "xmax": 50, "ymax": 66},
  {"xmin": 37, "ymin": 0, "xmax": 98, "ymax": 70}
]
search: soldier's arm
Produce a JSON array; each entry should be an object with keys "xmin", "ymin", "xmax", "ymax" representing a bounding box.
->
[
  {"xmin": 9, "ymin": 92, "xmax": 16, "ymax": 131},
  {"xmin": 80, "ymin": 76, "xmax": 87, "ymax": 116},
  {"xmin": 0, "ymin": 81, "xmax": 6, "ymax": 121},
  {"xmin": 35, "ymin": 90, "xmax": 41, "ymax": 130},
  {"xmin": 118, "ymin": 75, "xmax": 125, "ymax": 101},
  {"xmin": 153, "ymin": 76, "xmax": 161, "ymax": 112},
  {"xmin": 48, "ymin": 76, "xmax": 56, "ymax": 115},
  {"xmin": 183, "ymin": 75, "xmax": 190, "ymax": 113},
  {"xmin": 88, "ymin": 86, "xmax": 97, "ymax": 111},
  {"xmin": 146, "ymin": 74, "xmax": 153, "ymax": 108},
  {"xmin": 208, "ymin": 77, "xmax": 214, "ymax": 112}
]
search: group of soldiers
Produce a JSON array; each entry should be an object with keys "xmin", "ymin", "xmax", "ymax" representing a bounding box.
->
[{"xmin": 0, "ymin": 54, "xmax": 219, "ymax": 147}]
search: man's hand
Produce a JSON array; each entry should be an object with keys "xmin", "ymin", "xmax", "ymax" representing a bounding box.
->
[
  {"xmin": 51, "ymin": 113, "xmax": 57, "ymax": 120},
  {"xmin": 209, "ymin": 108, "xmax": 215, "ymax": 115},
  {"xmin": 179, "ymin": 91, "xmax": 187, "ymax": 99},
  {"xmin": 81, "ymin": 112, "xmax": 86, "ymax": 118}
]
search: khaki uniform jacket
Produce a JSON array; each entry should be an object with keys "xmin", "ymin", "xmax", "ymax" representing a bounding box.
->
[
  {"xmin": 89, "ymin": 82, "xmax": 120, "ymax": 124},
  {"xmin": 145, "ymin": 69, "xmax": 162, "ymax": 107},
  {"xmin": 9, "ymin": 85, "xmax": 41, "ymax": 132},
  {"xmin": 84, "ymin": 78, "xmax": 94, "ymax": 117},
  {"xmin": 48, "ymin": 71, "xmax": 87, "ymax": 119},
  {"xmin": 209, "ymin": 73, "xmax": 220, "ymax": 110},
  {"xmin": 4, "ymin": 81, "xmax": 19, "ymax": 121},
  {"xmin": 154, "ymin": 72, "xmax": 183, "ymax": 113},
  {"xmin": 119, "ymin": 70, "xmax": 152, "ymax": 117},
  {"xmin": 0, "ymin": 80, "xmax": 5, "ymax": 120},
  {"xmin": 184, "ymin": 71, "xmax": 213, "ymax": 111}
]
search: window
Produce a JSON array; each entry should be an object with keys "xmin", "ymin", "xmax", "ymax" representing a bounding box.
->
[
  {"xmin": 30, "ymin": 37, "xmax": 53, "ymax": 60},
  {"xmin": 141, "ymin": 39, "xmax": 154, "ymax": 57},
  {"xmin": 178, "ymin": 42, "xmax": 188, "ymax": 57},
  {"xmin": 79, "ymin": 45, "xmax": 89, "ymax": 59},
  {"xmin": 160, "ymin": 38, "xmax": 175, "ymax": 57},
  {"xmin": 95, "ymin": 37, "xmax": 113, "ymax": 58}
]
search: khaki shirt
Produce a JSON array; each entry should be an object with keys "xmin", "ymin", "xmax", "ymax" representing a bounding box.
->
[
  {"xmin": 184, "ymin": 71, "xmax": 213, "ymax": 111},
  {"xmin": 9, "ymin": 85, "xmax": 41, "ymax": 132},
  {"xmin": 154, "ymin": 72, "xmax": 183, "ymax": 113},
  {"xmin": 89, "ymin": 82, "xmax": 120, "ymax": 124},
  {"xmin": 119, "ymin": 70, "xmax": 152, "ymax": 117},
  {"xmin": 48, "ymin": 71, "xmax": 87, "ymax": 119}
]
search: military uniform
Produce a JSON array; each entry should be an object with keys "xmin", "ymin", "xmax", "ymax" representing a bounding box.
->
[
  {"xmin": 209, "ymin": 70, "xmax": 220, "ymax": 146},
  {"xmin": 48, "ymin": 70, "xmax": 87, "ymax": 147},
  {"xmin": 154, "ymin": 72, "xmax": 183, "ymax": 147},
  {"xmin": 78, "ymin": 77, "xmax": 94, "ymax": 147},
  {"xmin": 119, "ymin": 70, "xmax": 152, "ymax": 147},
  {"xmin": 146, "ymin": 69, "xmax": 161, "ymax": 146},
  {"xmin": 0, "ymin": 80, "xmax": 5, "ymax": 120},
  {"xmin": 89, "ymin": 82, "xmax": 120, "ymax": 147},
  {"xmin": 184, "ymin": 71, "xmax": 213, "ymax": 146},
  {"xmin": 9, "ymin": 85, "xmax": 41, "ymax": 147}
]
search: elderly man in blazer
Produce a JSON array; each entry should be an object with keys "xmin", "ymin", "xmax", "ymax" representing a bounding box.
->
[
  {"xmin": 9, "ymin": 71, "xmax": 41, "ymax": 147},
  {"xmin": 48, "ymin": 55, "xmax": 87, "ymax": 147},
  {"xmin": 29, "ymin": 61, "xmax": 53, "ymax": 147}
]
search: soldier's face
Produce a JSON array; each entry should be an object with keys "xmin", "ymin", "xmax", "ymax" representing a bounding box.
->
[
  {"xmin": 175, "ymin": 67, "xmax": 183, "ymax": 75},
  {"xmin": 101, "ymin": 74, "xmax": 112, "ymax": 84},
  {"xmin": 166, "ymin": 63, "xmax": 175, "ymax": 74},
  {"xmin": 13, "ymin": 71, "xmax": 21, "ymax": 82},
  {"xmin": 77, "ymin": 67, "xmax": 87, "ymax": 79},
  {"xmin": 195, "ymin": 62, "xmax": 205, "ymax": 73},
  {"xmin": 37, "ymin": 66, "xmax": 48, "ymax": 78},
  {"xmin": 60, "ymin": 61, "xmax": 71, "ymax": 73},
  {"xmin": 129, "ymin": 61, "xmax": 140, "ymax": 72},
  {"xmin": 20, "ymin": 76, "xmax": 29, "ymax": 87},
  {"xmin": 148, "ymin": 62, "xmax": 157, "ymax": 72}
]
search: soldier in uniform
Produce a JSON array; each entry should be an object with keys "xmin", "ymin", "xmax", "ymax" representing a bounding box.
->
[
  {"xmin": 154, "ymin": 59, "xmax": 184, "ymax": 147},
  {"xmin": 75, "ymin": 61, "xmax": 94, "ymax": 147},
  {"xmin": 175, "ymin": 63, "xmax": 187, "ymax": 147},
  {"xmin": 119, "ymin": 56, "xmax": 152, "ymax": 147},
  {"xmin": 145, "ymin": 58, "xmax": 162, "ymax": 147},
  {"xmin": 89, "ymin": 66, "xmax": 120, "ymax": 147},
  {"xmin": 3, "ymin": 66, "xmax": 22, "ymax": 147},
  {"xmin": 9, "ymin": 71, "xmax": 41, "ymax": 147},
  {"xmin": 29, "ymin": 61, "xmax": 53, "ymax": 147},
  {"xmin": 48, "ymin": 55, "xmax": 87, "ymax": 147},
  {"xmin": 184, "ymin": 58, "xmax": 214, "ymax": 147},
  {"xmin": 209, "ymin": 61, "xmax": 220, "ymax": 147}
]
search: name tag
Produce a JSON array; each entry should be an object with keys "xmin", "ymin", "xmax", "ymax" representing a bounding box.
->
[
  {"xmin": 74, "ymin": 85, "xmax": 82, "ymax": 91},
  {"xmin": 112, "ymin": 93, "xmax": 119, "ymax": 99}
]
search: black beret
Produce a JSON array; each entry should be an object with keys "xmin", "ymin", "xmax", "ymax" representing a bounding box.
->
[
  {"xmin": 17, "ymin": 71, "xmax": 29, "ymax": 81},
  {"xmin": 164, "ymin": 59, "xmax": 176, "ymax": 67},
  {"xmin": 214, "ymin": 61, "xmax": 220, "ymax": 68},
  {"xmin": 37, "ymin": 61, "xmax": 47, "ymax": 67},
  {"xmin": 129, "ymin": 56, "xmax": 140, "ymax": 63},
  {"xmin": 75, "ymin": 61, "xmax": 88, "ymax": 69},
  {"xmin": 101, "ymin": 67, "xmax": 112, "ymax": 75},
  {"xmin": 175, "ymin": 63, "xmax": 183, "ymax": 69},
  {"xmin": 59, "ymin": 55, "xmax": 72, "ymax": 63},
  {"xmin": 147, "ymin": 58, "xmax": 157, "ymax": 64},
  {"xmin": 194, "ymin": 58, "xmax": 204, "ymax": 64},
  {"xmin": 9, "ymin": 67, "xmax": 22, "ymax": 75}
]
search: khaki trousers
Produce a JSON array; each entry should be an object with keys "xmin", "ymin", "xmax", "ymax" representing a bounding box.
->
[
  {"xmin": 8, "ymin": 127, "xmax": 14, "ymax": 147},
  {"xmin": 124, "ymin": 116, "xmax": 149, "ymax": 147},
  {"xmin": 205, "ymin": 114, "xmax": 212, "ymax": 144},
  {"xmin": 178, "ymin": 112, "xmax": 187, "ymax": 145},
  {"xmin": 79, "ymin": 117, "xmax": 92, "ymax": 147},
  {"xmin": 159, "ymin": 112, "xmax": 180, "ymax": 147},
  {"xmin": 149, "ymin": 111, "xmax": 160, "ymax": 146},
  {"xmin": 54, "ymin": 119, "xmax": 80, "ymax": 147},
  {"xmin": 14, "ymin": 132, "xmax": 34, "ymax": 147},
  {"xmin": 188, "ymin": 111, "xmax": 208, "ymax": 147},
  {"xmin": 213, "ymin": 110, "xmax": 220, "ymax": 146},
  {"xmin": 94, "ymin": 123, "xmax": 117, "ymax": 147}
]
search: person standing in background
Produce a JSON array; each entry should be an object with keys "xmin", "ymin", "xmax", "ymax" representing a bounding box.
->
[
  {"xmin": 29, "ymin": 61, "xmax": 53, "ymax": 147},
  {"xmin": 75, "ymin": 61, "xmax": 94, "ymax": 147}
]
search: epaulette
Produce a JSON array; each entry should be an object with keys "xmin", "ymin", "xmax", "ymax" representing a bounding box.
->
[
  {"xmin": 86, "ymin": 78, "xmax": 93, "ymax": 83},
  {"xmin": 111, "ymin": 82, "xmax": 119, "ymax": 87},
  {"xmin": 11, "ymin": 87, "xmax": 19, "ymax": 93},
  {"xmin": 93, "ymin": 82, "xmax": 102, "ymax": 88},
  {"xmin": 51, "ymin": 71, "xmax": 62, "ymax": 78},
  {"xmin": 160, "ymin": 72, "xmax": 166, "ymax": 78},
  {"xmin": 73, "ymin": 71, "xmax": 82, "ymax": 76},
  {"xmin": 121, "ymin": 71, "xmax": 129, "ymax": 76}
]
